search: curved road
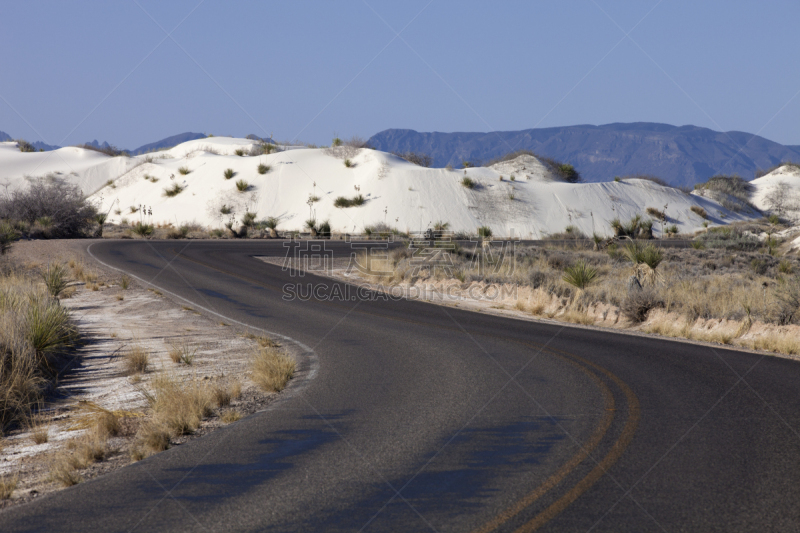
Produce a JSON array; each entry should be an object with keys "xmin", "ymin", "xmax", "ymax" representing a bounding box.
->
[{"xmin": 4, "ymin": 240, "xmax": 800, "ymax": 532}]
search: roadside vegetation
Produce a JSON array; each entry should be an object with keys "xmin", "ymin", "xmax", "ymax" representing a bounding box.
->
[{"xmin": 355, "ymin": 217, "xmax": 800, "ymax": 356}]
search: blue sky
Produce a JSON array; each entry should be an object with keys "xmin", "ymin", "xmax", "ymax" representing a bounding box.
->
[{"xmin": 1, "ymin": 0, "xmax": 798, "ymax": 148}]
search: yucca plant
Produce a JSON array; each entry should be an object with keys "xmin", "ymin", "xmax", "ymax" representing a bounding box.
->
[
  {"xmin": 178, "ymin": 166, "xmax": 191, "ymax": 175},
  {"xmin": 265, "ymin": 217, "xmax": 279, "ymax": 238},
  {"xmin": 42, "ymin": 263, "xmax": 70, "ymax": 298},
  {"xmin": 224, "ymin": 168, "xmax": 235, "ymax": 180},
  {"xmin": 131, "ymin": 222, "xmax": 154, "ymax": 237},
  {"xmin": 257, "ymin": 164, "xmax": 270, "ymax": 175},
  {"xmin": 623, "ymin": 242, "xmax": 663, "ymax": 285},
  {"xmin": 461, "ymin": 177, "xmax": 476, "ymax": 189},
  {"xmin": 477, "ymin": 226, "xmax": 492, "ymax": 239},
  {"xmin": 235, "ymin": 179, "xmax": 249, "ymax": 192},
  {"xmin": 562, "ymin": 260, "xmax": 599, "ymax": 289}
]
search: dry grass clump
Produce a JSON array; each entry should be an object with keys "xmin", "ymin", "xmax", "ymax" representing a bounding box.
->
[
  {"xmin": 144, "ymin": 374, "xmax": 214, "ymax": 436},
  {"xmin": 691, "ymin": 205, "xmax": 709, "ymax": 219},
  {"xmin": 49, "ymin": 431, "xmax": 108, "ymax": 487},
  {"xmin": 168, "ymin": 341, "xmax": 196, "ymax": 365},
  {"xmin": 749, "ymin": 335, "xmax": 800, "ymax": 355},
  {"xmin": 220, "ymin": 409, "xmax": 243, "ymax": 424},
  {"xmin": 251, "ymin": 346, "xmax": 295, "ymax": 392},
  {"xmin": 125, "ymin": 345, "xmax": 150, "ymax": 374},
  {"xmin": 0, "ymin": 272, "xmax": 76, "ymax": 430},
  {"xmin": 0, "ymin": 475, "xmax": 18, "ymax": 499}
]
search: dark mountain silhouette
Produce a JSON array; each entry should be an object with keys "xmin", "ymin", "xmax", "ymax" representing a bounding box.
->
[
  {"xmin": 129, "ymin": 132, "xmax": 206, "ymax": 155},
  {"xmin": 0, "ymin": 131, "xmax": 11, "ymax": 142},
  {"xmin": 368, "ymin": 123, "xmax": 800, "ymax": 187}
]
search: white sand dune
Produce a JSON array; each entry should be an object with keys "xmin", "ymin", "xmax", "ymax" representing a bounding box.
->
[{"xmin": 2, "ymin": 138, "xmax": 797, "ymax": 238}]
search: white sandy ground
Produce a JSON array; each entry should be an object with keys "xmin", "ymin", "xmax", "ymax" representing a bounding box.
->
[
  {"xmin": 0, "ymin": 251, "xmax": 302, "ymax": 504},
  {"xmin": 259, "ymin": 254, "xmax": 800, "ymax": 363},
  {"xmin": 3, "ymin": 138, "xmax": 799, "ymax": 241}
]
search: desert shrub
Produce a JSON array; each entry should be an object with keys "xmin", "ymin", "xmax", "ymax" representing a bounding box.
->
[
  {"xmin": 242, "ymin": 211, "xmax": 257, "ymax": 227},
  {"xmin": 235, "ymin": 179, "xmax": 250, "ymax": 192},
  {"xmin": 334, "ymin": 194, "xmax": 365, "ymax": 208},
  {"xmin": 0, "ymin": 177, "xmax": 97, "ymax": 238},
  {"xmin": 646, "ymin": 207, "xmax": 666, "ymax": 219},
  {"xmin": 477, "ymin": 226, "xmax": 493, "ymax": 239},
  {"xmin": 461, "ymin": 177, "xmax": 476, "ymax": 189},
  {"xmin": 224, "ymin": 168, "xmax": 235, "ymax": 180},
  {"xmin": 75, "ymin": 144, "xmax": 126, "ymax": 157},
  {"xmin": 42, "ymin": 263, "xmax": 70, "ymax": 297},
  {"xmin": 131, "ymin": 222, "xmax": 154, "ymax": 237},
  {"xmin": 251, "ymin": 346, "xmax": 295, "ymax": 392},
  {"xmin": 621, "ymin": 289, "xmax": 663, "ymax": 323},
  {"xmin": 145, "ymin": 374, "xmax": 214, "ymax": 436},
  {"xmin": 234, "ymin": 149, "xmax": 245, "ymax": 156},
  {"xmin": 163, "ymin": 183, "xmax": 184, "ymax": 197},
  {"xmin": 695, "ymin": 175, "xmax": 757, "ymax": 212},
  {"xmin": 610, "ymin": 215, "xmax": 652, "ymax": 239},
  {"xmin": 125, "ymin": 345, "xmax": 149, "ymax": 374},
  {"xmin": 696, "ymin": 227, "xmax": 759, "ymax": 251},
  {"xmin": 0, "ymin": 222, "xmax": 19, "ymax": 254},
  {"xmin": 562, "ymin": 260, "xmax": 599, "ymax": 289},
  {"xmin": 621, "ymin": 174, "xmax": 671, "ymax": 187},
  {"xmin": 755, "ymin": 161, "xmax": 800, "ymax": 178},
  {"xmin": 257, "ymin": 164, "xmax": 270, "ymax": 175},
  {"xmin": 690, "ymin": 206, "xmax": 708, "ymax": 219},
  {"xmin": 0, "ymin": 275, "xmax": 76, "ymax": 429},
  {"xmin": 344, "ymin": 159, "xmax": 353, "ymax": 168},
  {"xmin": 392, "ymin": 151, "xmax": 433, "ymax": 167},
  {"xmin": 548, "ymin": 225, "xmax": 587, "ymax": 240},
  {"xmin": 774, "ymin": 276, "xmax": 800, "ymax": 325},
  {"xmin": 178, "ymin": 166, "xmax": 191, "ymax": 175},
  {"xmin": 166, "ymin": 225, "xmax": 190, "ymax": 239},
  {"xmin": 317, "ymin": 221, "xmax": 331, "ymax": 238},
  {"xmin": 16, "ymin": 140, "xmax": 36, "ymax": 153},
  {"xmin": 220, "ymin": 205, "xmax": 232, "ymax": 215}
]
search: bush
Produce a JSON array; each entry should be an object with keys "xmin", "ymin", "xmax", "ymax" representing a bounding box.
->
[
  {"xmin": 257, "ymin": 164, "xmax": 270, "ymax": 175},
  {"xmin": 610, "ymin": 215, "xmax": 652, "ymax": 239},
  {"xmin": 646, "ymin": 207, "xmax": 666, "ymax": 219},
  {"xmin": 0, "ymin": 275, "xmax": 76, "ymax": 429},
  {"xmin": 392, "ymin": 151, "xmax": 432, "ymax": 167},
  {"xmin": 76, "ymin": 144, "xmax": 126, "ymax": 157},
  {"xmin": 333, "ymin": 194, "xmax": 365, "ymax": 208},
  {"xmin": 16, "ymin": 139, "xmax": 36, "ymax": 153},
  {"xmin": 621, "ymin": 289, "xmax": 663, "ymax": 323},
  {"xmin": 0, "ymin": 177, "xmax": 97, "ymax": 238},
  {"xmin": 562, "ymin": 260, "xmax": 599, "ymax": 289},
  {"xmin": 224, "ymin": 168, "xmax": 235, "ymax": 180},
  {"xmin": 125, "ymin": 345, "xmax": 149, "ymax": 374},
  {"xmin": 0, "ymin": 222, "xmax": 19, "ymax": 255},
  {"xmin": 235, "ymin": 179, "xmax": 250, "ymax": 192},
  {"xmin": 178, "ymin": 166, "xmax": 191, "ymax": 175},
  {"xmin": 774, "ymin": 276, "xmax": 800, "ymax": 325},
  {"xmin": 696, "ymin": 227, "xmax": 759, "ymax": 251},
  {"xmin": 242, "ymin": 212, "xmax": 257, "ymax": 227},
  {"xmin": 251, "ymin": 346, "xmax": 295, "ymax": 392},
  {"xmin": 461, "ymin": 177, "xmax": 476, "ymax": 189},
  {"xmin": 344, "ymin": 159, "xmax": 353, "ymax": 168},
  {"xmin": 477, "ymin": 226, "xmax": 492, "ymax": 239},
  {"xmin": 234, "ymin": 149, "xmax": 245, "ymax": 156},
  {"xmin": 42, "ymin": 263, "xmax": 70, "ymax": 298},
  {"xmin": 220, "ymin": 205, "xmax": 232, "ymax": 215},
  {"xmin": 131, "ymin": 222, "xmax": 154, "ymax": 237},
  {"xmin": 163, "ymin": 183, "xmax": 184, "ymax": 197}
]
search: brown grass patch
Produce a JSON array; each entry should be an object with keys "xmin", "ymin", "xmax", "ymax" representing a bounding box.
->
[
  {"xmin": 220, "ymin": 409, "xmax": 243, "ymax": 424},
  {"xmin": 125, "ymin": 345, "xmax": 149, "ymax": 374},
  {"xmin": 145, "ymin": 374, "xmax": 214, "ymax": 436},
  {"xmin": 0, "ymin": 474, "xmax": 18, "ymax": 499},
  {"xmin": 251, "ymin": 346, "xmax": 295, "ymax": 392}
]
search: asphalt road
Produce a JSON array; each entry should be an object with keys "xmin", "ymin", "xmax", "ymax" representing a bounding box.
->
[{"xmin": 3, "ymin": 240, "xmax": 800, "ymax": 532}]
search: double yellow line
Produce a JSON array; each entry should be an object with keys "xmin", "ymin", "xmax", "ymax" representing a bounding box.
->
[{"xmin": 473, "ymin": 345, "xmax": 641, "ymax": 533}]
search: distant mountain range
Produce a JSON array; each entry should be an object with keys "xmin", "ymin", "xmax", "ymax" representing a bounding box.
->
[
  {"xmin": 0, "ymin": 131, "xmax": 280, "ymax": 156},
  {"xmin": 367, "ymin": 123, "xmax": 800, "ymax": 187}
]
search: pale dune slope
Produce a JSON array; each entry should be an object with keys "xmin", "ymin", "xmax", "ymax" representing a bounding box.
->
[{"xmin": 0, "ymin": 137, "xmax": 781, "ymax": 237}]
